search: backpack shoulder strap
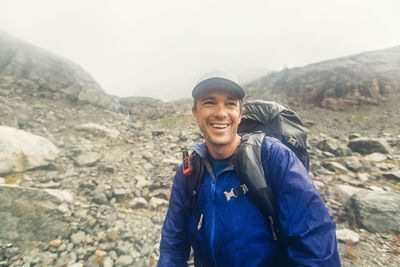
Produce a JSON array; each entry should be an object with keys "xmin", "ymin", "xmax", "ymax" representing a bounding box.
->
[
  {"xmin": 183, "ymin": 151, "xmax": 205, "ymax": 213},
  {"xmin": 233, "ymin": 132, "xmax": 279, "ymax": 240}
]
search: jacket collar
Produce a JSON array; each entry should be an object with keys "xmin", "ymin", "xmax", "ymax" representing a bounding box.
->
[{"xmin": 191, "ymin": 142, "xmax": 208, "ymax": 159}]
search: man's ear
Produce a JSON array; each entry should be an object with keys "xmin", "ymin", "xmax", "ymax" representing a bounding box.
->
[{"xmin": 192, "ymin": 107, "xmax": 199, "ymax": 123}]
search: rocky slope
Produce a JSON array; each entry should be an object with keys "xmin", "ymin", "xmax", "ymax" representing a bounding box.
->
[
  {"xmin": 1, "ymin": 33, "xmax": 400, "ymax": 266},
  {"xmin": 246, "ymin": 46, "xmax": 400, "ymax": 110}
]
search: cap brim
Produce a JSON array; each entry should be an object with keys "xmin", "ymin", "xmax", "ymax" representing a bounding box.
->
[{"xmin": 192, "ymin": 77, "xmax": 245, "ymax": 100}]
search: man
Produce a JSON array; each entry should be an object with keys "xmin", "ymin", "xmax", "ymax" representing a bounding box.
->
[{"xmin": 158, "ymin": 71, "xmax": 340, "ymax": 266}]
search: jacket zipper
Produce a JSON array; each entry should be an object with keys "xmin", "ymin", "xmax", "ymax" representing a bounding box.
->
[{"xmin": 210, "ymin": 180, "xmax": 217, "ymax": 267}]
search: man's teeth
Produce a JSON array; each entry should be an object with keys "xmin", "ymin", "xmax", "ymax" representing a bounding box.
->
[{"xmin": 211, "ymin": 124, "xmax": 228, "ymax": 128}]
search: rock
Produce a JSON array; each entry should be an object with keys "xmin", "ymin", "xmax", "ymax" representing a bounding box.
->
[
  {"xmin": 149, "ymin": 197, "xmax": 169, "ymax": 209},
  {"xmin": 382, "ymin": 170, "xmax": 400, "ymax": 181},
  {"xmin": 357, "ymin": 173, "xmax": 372, "ymax": 182},
  {"xmin": 0, "ymin": 185, "xmax": 70, "ymax": 253},
  {"xmin": 113, "ymin": 188, "xmax": 126, "ymax": 202},
  {"xmin": 71, "ymin": 231, "xmax": 85, "ymax": 245},
  {"xmin": 149, "ymin": 189, "xmax": 170, "ymax": 200},
  {"xmin": 95, "ymin": 249, "xmax": 107, "ymax": 258},
  {"xmin": 127, "ymin": 198, "xmax": 148, "ymax": 209},
  {"xmin": 331, "ymin": 184, "xmax": 363, "ymax": 205},
  {"xmin": 0, "ymin": 126, "xmax": 59, "ymax": 176},
  {"xmin": 348, "ymin": 138, "xmax": 391, "ymax": 155},
  {"xmin": 73, "ymin": 151, "xmax": 102, "ymax": 167},
  {"xmin": 103, "ymin": 257, "xmax": 114, "ymax": 267},
  {"xmin": 349, "ymin": 133, "xmax": 362, "ymax": 140},
  {"xmin": 49, "ymin": 239, "xmax": 62, "ymax": 248},
  {"xmin": 336, "ymin": 229, "xmax": 360, "ymax": 243},
  {"xmin": 115, "ymin": 255, "xmax": 133, "ymax": 266},
  {"xmin": 317, "ymin": 138, "xmax": 352, "ymax": 156},
  {"xmin": 363, "ymin": 152, "xmax": 387, "ymax": 162},
  {"xmin": 343, "ymin": 156, "xmax": 364, "ymax": 172},
  {"xmin": 346, "ymin": 190, "xmax": 400, "ymax": 234},
  {"xmin": 115, "ymin": 245, "xmax": 130, "ymax": 256},
  {"xmin": 135, "ymin": 176, "xmax": 150, "ymax": 188},
  {"xmin": 44, "ymin": 189, "xmax": 74, "ymax": 203},
  {"xmin": 107, "ymin": 229, "xmax": 119, "ymax": 242},
  {"xmin": 76, "ymin": 123, "xmax": 120, "ymax": 139},
  {"xmin": 56, "ymin": 251, "xmax": 77, "ymax": 266},
  {"xmin": 321, "ymin": 161, "xmax": 349, "ymax": 174},
  {"xmin": 92, "ymin": 188, "xmax": 108, "ymax": 204}
]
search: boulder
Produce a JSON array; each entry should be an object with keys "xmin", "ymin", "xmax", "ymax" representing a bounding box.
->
[
  {"xmin": 0, "ymin": 126, "xmax": 59, "ymax": 176},
  {"xmin": 0, "ymin": 184, "xmax": 70, "ymax": 253},
  {"xmin": 348, "ymin": 138, "xmax": 391, "ymax": 155},
  {"xmin": 363, "ymin": 152, "xmax": 387, "ymax": 162},
  {"xmin": 321, "ymin": 161, "xmax": 349, "ymax": 174},
  {"xmin": 346, "ymin": 189, "xmax": 400, "ymax": 234},
  {"xmin": 330, "ymin": 184, "xmax": 363, "ymax": 205},
  {"xmin": 382, "ymin": 170, "xmax": 400, "ymax": 181},
  {"xmin": 76, "ymin": 123, "xmax": 120, "ymax": 139},
  {"xmin": 336, "ymin": 229, "xmax": 360, "ymax": 243},
  {"xmin": 73, "ymin": 151, "xmax": 101, "ymax": 167},
  {"xmin": 317, "ymin": 138, "xmax": 352, "ymax": 156},
  {"xmin": 343, "ymin": 156, "xmax": 364, "ymax": 172}
]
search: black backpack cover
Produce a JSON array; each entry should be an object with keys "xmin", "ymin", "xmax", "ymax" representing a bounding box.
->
[{"xmin": 238, "ymin": 100, "xmax": 309, "ymax": 171}]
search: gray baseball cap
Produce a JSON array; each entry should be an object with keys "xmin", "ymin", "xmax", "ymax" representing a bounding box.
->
[{"xmin": 192, "ymin": 71, "xmax": 245, "ymax": 100}]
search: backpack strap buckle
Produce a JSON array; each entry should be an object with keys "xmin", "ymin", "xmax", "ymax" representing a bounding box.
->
[{"xmin": 224, "ymin": 184, "xmax": 249, "ymax": 202}]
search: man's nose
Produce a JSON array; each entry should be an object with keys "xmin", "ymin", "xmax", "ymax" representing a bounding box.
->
[{"xmin": 214, "ymin": 104, "xmax": 227, "ymax": 118}]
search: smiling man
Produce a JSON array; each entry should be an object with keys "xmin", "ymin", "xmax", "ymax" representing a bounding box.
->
[{"xmin": 158, "ymin": 71, "xmax": 340, "ymax": 267}]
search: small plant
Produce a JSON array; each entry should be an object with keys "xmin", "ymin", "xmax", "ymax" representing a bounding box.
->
[
  {"xmin": 389, "ymin": 234, "xmax": 400, "ymax": 255},
  {"xmin": 344, "ymin": 240, "xmax": 360, "ymax": 263},
  {"xmin": 4, "ymin": 172, "xmax": 24, "ymax": 184}
]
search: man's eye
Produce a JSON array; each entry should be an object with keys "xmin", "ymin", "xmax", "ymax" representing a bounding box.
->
[
  {"xmin": 203, "ymin": 101, "xmax": 214, "ymax": 105},
  {"xmin": 227, "ymin": 102, "xmax": 237, "ymax": 106}
]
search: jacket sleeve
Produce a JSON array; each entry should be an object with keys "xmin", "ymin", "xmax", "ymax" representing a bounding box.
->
[
  {"xmin": 265, "ymin": 140, "xmax": 340, "ymax": 267},
  {"xmin": 158, "ymin": 166, "xmax": 191, "ymax": 267}
]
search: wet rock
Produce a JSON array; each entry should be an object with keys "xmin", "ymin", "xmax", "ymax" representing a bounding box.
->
[
  {"xmin": 343, "ymin": 156, "xmax": 364, "ymax": 172},
  {"xmin": 113, "ymin": 188, "xmax": 126, "ymax": 202},
  {"xmin": 128, "ymin": 198, "xmax": 148, "ymax": 209},
  {"xmin": 331, "ymin": 184, "xmax": 363, "ymax": 205},
  {"xmin": 317, "ymin": 138, "xmax": 352, "ymax": 156},
  {"xmin": 49, "ymin": 239, "xmax": 62, "ymax": 248},
  {"xmin": 73, "ymin": 152, "xmax": 101, "ymax": 167},
  {"xmin": 57, "ymin": 251, "xmax": 77, "ymax": 266},
  {"xmin": 382, "ymin": 170, "xmax": 400, "ymax": 181},
  {"xmin": 321, "ymin": 161, "xmax": 349, "ymax": 174},
  {"xmin": 107, "ymin": 229, "xmax": 119, "ymax": 242},
  {"xmin": 77, "ymin": 123, "xmax": 120, "ymax": 139},
  {"xmin": 71, "ymin": 231, "xmax": 86, "ymax": 245},
  {"xmin": 348, "ymin": 138, "xmax": 391, "ymax": 155},
  {"xmin": 0, "ymin": 185, "xmax": 70, "ymax": 253},
  {"xmin": 346, "ymin": 190, "xmax": 400, "ymax": 234},
  {"xmin": 92, "ymin": 188, "xmax": 108, "ymax": 204},
  {"xmin": 95, "ymin": 249, "xmax": 107, "ymax": 258},
  {"xmin": 357, "ymin": 173, "xmax": 372, "ymax": 182},
  {"xmin": 115, "ymin": 255, "xmax": 133, "ymax": 266},
  {"xmin": 336, "ymin": 229, "xmax": 360, "ymax": 243},
  {"xmin": 149, "ymin": 197, "xmax": 169, "ymax": 209},
  {"xmin": 363, "ymin": 152, "xmax": 387, "ymax": 162},
  {"xmin": 0, "ymin": 126, "xmax": 59, "ymax": 176}
]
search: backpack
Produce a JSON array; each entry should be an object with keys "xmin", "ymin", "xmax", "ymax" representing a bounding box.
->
[{"xmin": 183, "ymin": 100, "xmax": 309, "ymax": 240}]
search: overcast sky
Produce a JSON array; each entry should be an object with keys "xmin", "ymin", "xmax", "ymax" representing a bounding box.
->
[{"xmin": 1, "ymin": 0, "xmax": 399, "ymax": 101}]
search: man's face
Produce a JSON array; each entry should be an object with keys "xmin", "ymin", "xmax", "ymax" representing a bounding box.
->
[{"xmin": 192, "ymin": 89, "xmax": 242, "ymax": 148}]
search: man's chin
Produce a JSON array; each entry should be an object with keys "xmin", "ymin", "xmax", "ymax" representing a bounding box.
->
[{"xmin": 207, "ymin": 138, "xmax": 230, "ymax": 147}]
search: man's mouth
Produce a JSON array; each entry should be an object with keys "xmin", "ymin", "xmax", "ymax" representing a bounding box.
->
[{"xmin": 210, "ymin": 123, "xmax": 229, "ymax": 129}]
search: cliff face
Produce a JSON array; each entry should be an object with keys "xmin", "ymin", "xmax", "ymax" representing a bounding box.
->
[
  {"xmin": 246, "ymin": 46, "xmax": 400, "ymax": 110},
  {"xmin": 0, "ymin": 31, "xmax": 121, "ymax": 110}
]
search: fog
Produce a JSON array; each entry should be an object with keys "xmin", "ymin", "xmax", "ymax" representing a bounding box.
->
[{"xmin": 1, "ymin": 0, "xmax": 399, "ymax": 101}]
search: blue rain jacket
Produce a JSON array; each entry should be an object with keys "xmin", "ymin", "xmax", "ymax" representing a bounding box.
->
[{"xmin": 158, "ymin": 138, "xmax": 340, "ymax": 267}]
